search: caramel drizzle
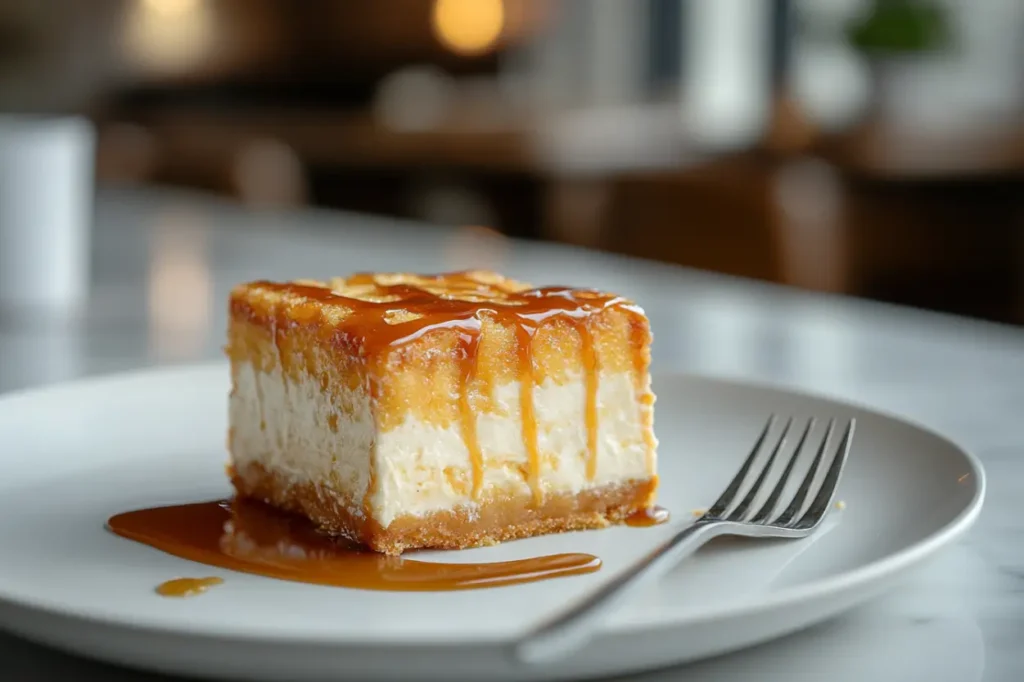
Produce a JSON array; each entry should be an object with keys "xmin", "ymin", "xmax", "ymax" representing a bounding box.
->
[
  {"xmin": 625, "ymin": 311, "xmax": 656, "ymax": 478},
  {"xmin": 246, "ymin": 273, "xmax": 646, "ymax": 503},
  {"xmin": 515, "ymin": 324, "xmax": 542, "ymax": 505},
  {"xmin": 580, "ymin": 319, "xmax": 600, "ymax": 481}
]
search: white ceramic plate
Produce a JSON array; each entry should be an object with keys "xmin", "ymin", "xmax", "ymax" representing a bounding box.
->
[{"xmin": 0, "ymin": 364, "xmax": 983, "ymax": 682}]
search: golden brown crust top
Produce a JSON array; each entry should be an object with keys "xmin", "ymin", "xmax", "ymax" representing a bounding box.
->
[
  {"xmin": 229, "ymin": 270, "xmax": 648, "ymax": 356},
  {"xmin": 234, "ymin": 268, "xmax": 636, "ymax": 322}
]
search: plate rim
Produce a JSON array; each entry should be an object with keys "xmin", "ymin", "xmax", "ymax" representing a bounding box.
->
[{"xmin": 0, "ymin": 362, "xmax": 986, "ymax": 645}]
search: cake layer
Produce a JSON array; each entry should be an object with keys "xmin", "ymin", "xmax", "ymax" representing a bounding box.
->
[
  {"xmin": 231, "ymin": 348, "xmax": 653, "ymax": 528},
  {"xmin": 233, "ymin": 461, "xmax": 656, "ymax": 555}
]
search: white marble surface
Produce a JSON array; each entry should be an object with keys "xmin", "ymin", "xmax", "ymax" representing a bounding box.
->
[{"xmin": 1, "ymin": 187, "xmax": 1022, "ymax": 681}]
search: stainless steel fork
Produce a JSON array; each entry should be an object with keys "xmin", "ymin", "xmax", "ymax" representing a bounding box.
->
[{"xmin": 512, "ymin": 415, "xmax": 856, "ymax": 665}]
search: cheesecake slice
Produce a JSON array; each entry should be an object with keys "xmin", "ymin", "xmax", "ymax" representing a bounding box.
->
[{"xmin": 226, "ymin": 270, "xmax": 658, "ymax": 555}]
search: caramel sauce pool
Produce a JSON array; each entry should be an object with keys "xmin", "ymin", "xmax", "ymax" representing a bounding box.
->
[
  {"xmin": 156, "ymin": 576, "xmax": 223, "ymax": 598},
  {"xmin": 108, "ymin": 499, "xmax": 602, "ymax": 592},
  {"xmin": 625, "ymin": 505, "xmax": 670, "ymax": 527}
]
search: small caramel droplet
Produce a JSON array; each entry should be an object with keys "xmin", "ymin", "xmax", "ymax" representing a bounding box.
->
[
  {"xmin": 625, "ymin": 506, "xmax": 670, "ymax": 527},
  {"xmin": 156, "ymin": 576, "xmax": 224, "ymax": 598}
]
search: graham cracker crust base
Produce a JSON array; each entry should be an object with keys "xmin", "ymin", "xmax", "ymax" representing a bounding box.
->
[{"xmin": 231, "ymin": 462, "xmax": 658, "ymax": 555}]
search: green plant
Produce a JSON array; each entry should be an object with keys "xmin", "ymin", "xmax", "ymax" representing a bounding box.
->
[{"xmin": 846, "ymin": 0, "xmax": 953, "ymax": 54}]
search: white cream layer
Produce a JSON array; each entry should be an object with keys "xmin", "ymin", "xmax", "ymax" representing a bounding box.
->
[{"xmin": 230, "ymin": 362, "xmax": 656, "ymax": 527}]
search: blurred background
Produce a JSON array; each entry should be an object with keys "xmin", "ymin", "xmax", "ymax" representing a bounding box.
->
[{"xmin": 2, "ymin": 0, "xmax": 1023, "ymax": 323}]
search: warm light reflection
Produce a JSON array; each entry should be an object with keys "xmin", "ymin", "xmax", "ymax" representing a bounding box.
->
[
  {"xmin": 124, "ymin": 0, "xmax": 215, "ymax": 74},
  {"xmin": 374, "ymin": 66, "xmax": 455, "ymax": 132},
  {"xmin": 686, "ymin": 292, "xmax": 760, "ymax": 377},
  {"xmin": 232, "ymin": 138, "xmax": 306, "ymax": 208},
  {"xmin": 445, "ymin": 224, "xmax": 509, "ymax": 271},
  {"xmin": 773, "ymin": 159, "xmax": 844, "ymax": 292},
  {"xmin": 432, "ymin": 0, "xmax": 505, "ymax": 56},
  {"xmin": 787, "ymin": 306, "xmax": 855, "ymax": 388},
  {"xmin": 141, "ymin": 0, "xmax": 201, "ymax": 17},
  {"xmin": 147, "ymin": 210, "xmax": 212, "ymax": 360}
]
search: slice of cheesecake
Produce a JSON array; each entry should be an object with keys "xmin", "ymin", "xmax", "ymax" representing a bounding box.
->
[{"xmin": 226, "ymin": 270, "xmax": 658, "ymax": 555}]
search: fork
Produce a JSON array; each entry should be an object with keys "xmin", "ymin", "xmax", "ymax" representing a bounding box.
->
[{"xmin": 512, "ymin": 415, "xmax": 856, "ymax": 665}]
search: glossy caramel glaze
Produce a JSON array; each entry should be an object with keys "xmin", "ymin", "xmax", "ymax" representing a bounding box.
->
[
  {"xmin": 233, "ymin": 271, "xmax": 651, "ymax": 508},
  {"xmin": 156, "ymin": 576, "xmax": 223, "ymax": 598},
  {"xmin": 625, "ymin": 506, "xmax": 671, "ymax": 527},
  {"xmin": 108, "ymin": 498, "xmax": 602, "ymax": 592}
]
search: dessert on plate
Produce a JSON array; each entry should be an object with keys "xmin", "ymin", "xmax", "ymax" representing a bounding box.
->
[{"xmin": 225, "ymin": 270, "xmax": 658, "ymax": 555}]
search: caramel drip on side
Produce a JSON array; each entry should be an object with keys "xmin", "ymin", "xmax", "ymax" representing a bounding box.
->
[
  {"xmin": 579, "ymin": 320, "xmax": 600, "ymax": 481},
  {"xmin": 629, "ymin": 315, "xmax": 657, "ymax": 476},
  {"xmin": 457, "ymin": 334, "xmax": 484, "ymax": 500},
  {"xmin": 109, "ymin": 499, "xmax": 602, "ymax": 592},
  {"xmin": 628, "ymin": 314, "xmax": 647, "ymax": 393},
  {"xmin": 516, "ymin": 323, "xmax": 542, "ymax": 506},
  {"xmin": 155, "ymin": 576, "xmax": 223, "ymax": 598},
  {"xmin": 361, "ymin": 353, "xmax": 384, "ymax": 529}
]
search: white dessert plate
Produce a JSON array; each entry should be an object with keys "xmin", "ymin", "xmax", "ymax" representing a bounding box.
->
[{"xmin": 0, "ymin": 363, "xmax": 983, "ymax": 682}]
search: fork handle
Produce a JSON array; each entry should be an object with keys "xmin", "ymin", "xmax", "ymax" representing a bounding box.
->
[{"xmin": 512, "ymin": 519, "xmax": 727, "ymax": 665}]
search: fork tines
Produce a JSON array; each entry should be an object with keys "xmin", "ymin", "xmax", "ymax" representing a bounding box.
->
[{"xmin": 703, "ymin": 415, "xmax": 855, "ymax": 530}]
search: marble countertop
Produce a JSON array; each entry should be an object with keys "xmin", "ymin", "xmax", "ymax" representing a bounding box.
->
[{"xmin": 1, "ymin": 187, "xmax": 1022, "ymax": 681}]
